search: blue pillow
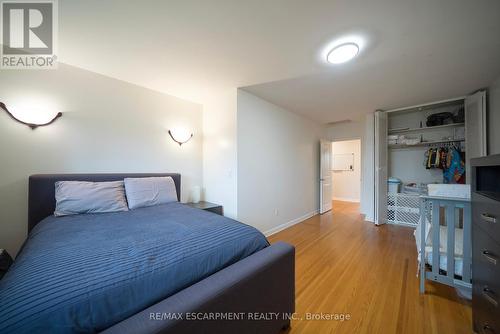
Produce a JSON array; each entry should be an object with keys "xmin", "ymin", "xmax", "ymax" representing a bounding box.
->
[
  {"xmin": 124, "ymin": 177, "xmax": 178, "ymax": 209},
  {"xmin": 54, "ymin": 181, "xmax": 129, "ymax": 216}
]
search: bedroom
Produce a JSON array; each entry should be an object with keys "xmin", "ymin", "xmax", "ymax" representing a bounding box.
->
[{"xmin": 1, "ymin": 1, "xmax": 500, "ymax": 333}]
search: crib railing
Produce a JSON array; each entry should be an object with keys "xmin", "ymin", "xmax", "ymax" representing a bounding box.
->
[{"xmin": 419, "ymin": 195, "xmax": 472, "ymax": 293}]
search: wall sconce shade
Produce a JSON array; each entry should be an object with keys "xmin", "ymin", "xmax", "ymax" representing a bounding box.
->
[
  {"xmin": 0, "ymin": 102, "xmax": 62, "ymax": 129},
  {"xmin": 168, "ymin": 129, "xmax": 193, "ymax": 146}
]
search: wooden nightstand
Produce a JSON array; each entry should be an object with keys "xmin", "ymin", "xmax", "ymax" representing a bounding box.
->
[{"xmin": 186, "ymin": 201, "xmax": 223, "ymax": 216}]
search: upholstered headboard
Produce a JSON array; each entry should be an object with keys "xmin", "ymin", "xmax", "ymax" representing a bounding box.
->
[{"xmin": 28, "ymin": 173, "xmax": 181, "ymax": 232}]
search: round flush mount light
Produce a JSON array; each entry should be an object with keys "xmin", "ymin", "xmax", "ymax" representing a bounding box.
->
[{"xmin": 326, "ymin": 42, "xmax": 359, "ymax": 64}]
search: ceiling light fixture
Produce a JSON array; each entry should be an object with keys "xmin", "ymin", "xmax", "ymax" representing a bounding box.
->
[{"xmin": 326, "ymin": 42, "xmax": 359, "ymax": 64}]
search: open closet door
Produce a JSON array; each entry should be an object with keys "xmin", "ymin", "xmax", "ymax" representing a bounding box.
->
[
  {"xmin": 320, "ymin": 140, "xmax": 332, "ymax": 214},
  {"xmin": 374, "ymin": 111, "xmax": 388, "ymax": 225},
  {"xmin": 465, "ymin": 90, "xmax": 487, "ymax": 183}
]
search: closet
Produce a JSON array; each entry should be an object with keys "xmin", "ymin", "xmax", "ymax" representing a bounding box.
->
[{"xmin": 374, "ymin": 91, "xmax": 487, "ymax": 226}]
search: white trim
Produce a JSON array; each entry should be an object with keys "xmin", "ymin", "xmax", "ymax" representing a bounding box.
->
[
  {"xmin": 364, "ymin": 215, "xmax": 375, "ymax": 223},
  {"xmin": 331, "ymin": 136, "xmax": 362, "ymax": 143},
  {"xmin": 383, "ymin": 96, "xmax": 466, "ymax": 113},
  {"xmin": 332, "ymin": 197, "xmax": 360, "ymax": 203},
  {"xmin": 481, "ymin": 91, "xmax": 488, "ymax": 156},
  {"xmin": 263, "ymin": 210, "xmax": 319, "ymax": 237}
]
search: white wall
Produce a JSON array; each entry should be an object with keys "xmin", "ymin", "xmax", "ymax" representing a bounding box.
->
[
  {"xmin": 237, "ymin": 90, "xmax": 325, "ymax": 235},
  {"xmin": 488, "ymin": 76, "xmax": 500, "ymax": 154},
  {"xmin": 389, "ymin": 147, "xmax": 443, "ymax": 184},
  {"xmin": 325, "ymin": 115, "xmax": 375, "ymax": 221},
  {"xmin": 202, "ymin": 89, "xmax": 238, "ymax": 218},
  {"xmin": 331, "ymin": 139, "xmax": 361, "ymax": 202},
  {"xmin": 325, "ymin": 119, "xmax": 365, "ymax": 141},
  {"xmin": 0, "ymin": 64, "xmax": 203, "ymax": 256}
]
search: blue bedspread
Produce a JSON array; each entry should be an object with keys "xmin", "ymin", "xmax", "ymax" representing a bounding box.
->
[{"xmin": 0, "ymin": 203, "xmax": 269, "ymax": 333}]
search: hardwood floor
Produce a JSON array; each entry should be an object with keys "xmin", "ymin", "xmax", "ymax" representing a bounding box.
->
[{"xmin": 269, "ymin": 201, "xmax": 472, "ymax": 334}]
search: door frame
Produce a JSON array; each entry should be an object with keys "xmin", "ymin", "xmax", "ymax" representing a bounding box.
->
[
  {"xmin": 320, "ymin": 140, "xmax": 333, "ymax": 214},
  {"xmin": 465, "ymin": 90, "xmax": 487, "ymax": 182},
  {"xmin": 374, "ymin": 110, "xmax": 388, "ymax": 225},
  {"xmin": 331, "ymin": 137, "xmax": 363, "ymax": 204}
]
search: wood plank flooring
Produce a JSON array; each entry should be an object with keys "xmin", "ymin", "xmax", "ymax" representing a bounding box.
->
[{"xmin": 268, "ymin": 201, "xmax": 472, "ymax": 334}]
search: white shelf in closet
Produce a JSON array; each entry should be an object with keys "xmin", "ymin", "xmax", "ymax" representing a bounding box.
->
[
  {"xmin": 388, "ymin": 122, "xmax": 464, "ymax": 135},
  {"xmin": 389, "ymin": 139, "xmax": 464, "ymax": 150}
]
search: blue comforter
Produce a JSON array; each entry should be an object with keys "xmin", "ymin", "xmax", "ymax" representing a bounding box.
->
[{"xmin": 0, "ymin": 203, "xmax": 269, "ymax": 333}]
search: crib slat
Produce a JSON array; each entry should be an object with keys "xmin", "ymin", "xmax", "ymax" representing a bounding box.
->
[
  {"xmin": 446, "ymin": 204, "xmax": 455, "ymax": 279},
  {"xmin": 432, "ymin": 201, "xmax": 440, "ymax": 277},
  {"xmin": 462, "ymin": 202, "xmax": 472, "ymax": 283},
  {"xmin": 420, "ymin": 198, "xmax": 427, "ymax": 293}
]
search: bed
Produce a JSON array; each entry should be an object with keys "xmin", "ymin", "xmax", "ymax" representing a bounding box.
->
[{"xmin": 0, "ymin": 174, "xmax": 295, "ymax": 334}]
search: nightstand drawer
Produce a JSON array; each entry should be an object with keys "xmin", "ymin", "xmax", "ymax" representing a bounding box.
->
[
  {"xmin": 473, "ymin": 226, "xmax": 500, "ymax": 273},
  {"xmin": 473, "ymin": 227, "xmax": 500, "ymax": 333},
  {"xmin": 473, "ymin": 193, "xmax": 500, "ymax": 244},
  {"xmin": 474, "ymin": 310, "xmax": 499, "ymax": 334},
  {"xmin": 473, "ymin": 278, "xmax": 500, "ymax": 334}
]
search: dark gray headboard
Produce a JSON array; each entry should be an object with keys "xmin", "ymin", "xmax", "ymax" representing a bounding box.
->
[{"xmin": 28, "ymin": 173, "xmax": 181, "ymax": 232}]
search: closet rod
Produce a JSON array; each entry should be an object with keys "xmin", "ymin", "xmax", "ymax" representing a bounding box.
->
[{"xmin": 389, "ymin": 139, "xmax": 464, "ymax": 149}]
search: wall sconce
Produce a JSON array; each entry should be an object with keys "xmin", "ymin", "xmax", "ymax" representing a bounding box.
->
[
  {"xmin": 168, "ymin": 128, "xmax": 193, "ymax": 146},
  {"xmin": 0, "ymin": 101, "xmax": 62, "ymax": 129}
]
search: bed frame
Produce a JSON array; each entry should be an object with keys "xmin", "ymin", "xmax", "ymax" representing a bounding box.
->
[
  {"xmin": 419, "ymin": 195, "xmax": 472, "ymax": 293},
  {"xmin": 28, "ymin": 174, "xmax": 295, "ymax": 334}
]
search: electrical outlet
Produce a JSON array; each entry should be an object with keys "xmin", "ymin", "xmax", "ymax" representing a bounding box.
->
[{"xmin": 274, "ymin": 209, "xmax": 279, "ymax": 216}]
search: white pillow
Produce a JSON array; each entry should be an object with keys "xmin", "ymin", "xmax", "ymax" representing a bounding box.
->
[
  {"xmin": 124, "ymin": 177, "xmax": 178, "ymax": 210},
  {"xmin": 54, "ymin": 181, "xmax": 129, "ymax": 217}
]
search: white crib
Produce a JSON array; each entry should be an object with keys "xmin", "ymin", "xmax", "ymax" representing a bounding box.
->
[{"xmin": 417, "ymin": 195, "xmax": 472, "ymax": 293}]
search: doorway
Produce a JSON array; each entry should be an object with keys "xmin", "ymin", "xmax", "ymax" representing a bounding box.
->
[{"xmin": 331, "ymin": 139, "xmax": 362, "ymax": 206}]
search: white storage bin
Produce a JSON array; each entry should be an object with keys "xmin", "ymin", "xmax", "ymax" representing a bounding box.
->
[{"xmin": 388, "ymin": 177, "xmax": 401, "ymax": 193}]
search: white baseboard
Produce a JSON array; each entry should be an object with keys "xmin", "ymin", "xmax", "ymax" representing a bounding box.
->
[
  {"xmin": 263, "ymin": 210, "xmax": 319, "ymax": 237},
  {"xmin": 364, "ymin": 215, "xmax": 375, "ymax": 223},
  {"xmin": 332, "ymin": 197, "xmax": 360, "ymax": 203}
]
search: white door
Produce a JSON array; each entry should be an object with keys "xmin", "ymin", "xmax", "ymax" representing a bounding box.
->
[
  {"xmin": 465, "ymin": 90, "xmax": 487, "ymax": 183},
  {"xmin": 374, "ymin": 111, "xmax": 388, "ymax": 225},
  {"xmin": 320, "ymin": 140, "xmax": 332, "ymax": 214}
]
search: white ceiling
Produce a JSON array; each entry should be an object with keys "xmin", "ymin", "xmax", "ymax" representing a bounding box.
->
[{"xmin": 59, "ymin": 0, "xmax": 500, "ymax": 123}]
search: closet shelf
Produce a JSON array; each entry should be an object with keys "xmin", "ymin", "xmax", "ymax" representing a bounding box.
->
[
  {"xmin": 389, "ymin": 139, "xmax": 464, "ymax": 150},
  {"xmin": 388, "ymin": 123, "xmax": 464, "ymax": 135}
]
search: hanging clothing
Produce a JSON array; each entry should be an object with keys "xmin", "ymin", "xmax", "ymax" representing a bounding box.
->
[
  {"xmin": 443, "ymin": 148, "xmax": 465, "ymax": 184},
  {"xmin": 439, "ymin": 148, "xmax": 448, "ymax": 169},
  {"xmin": 424, "ymin": 145, "xmax": 465, "ymax": 183},
  {"xmin": 425, "ymin": 148, "xmax": 445, "ymax": 169},
  {"xmin": 434, "ymin": 148, "xmax": 440, "ymax": 168},
  {"xmin": 425, "ymin": 148, "xmax": 433, "ymax": 169}
]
